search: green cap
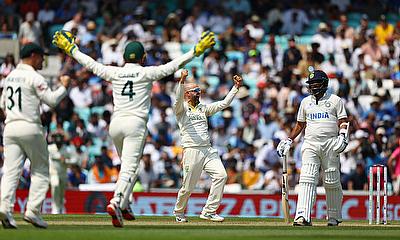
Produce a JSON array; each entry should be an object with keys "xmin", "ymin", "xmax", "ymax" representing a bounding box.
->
[
  {"xmin": 123, "ymin": 41, "xmax": 145, "ymax": 62},
  {"xmin": 20, "ymin": 43, "xmax": 47, "ymax": 59}
]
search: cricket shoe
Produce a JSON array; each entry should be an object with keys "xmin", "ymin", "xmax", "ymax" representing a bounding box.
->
[
  {"xmin": 327, "ymin": 218, "xmax": 342, "ymax": 226},
  {"xmin": 23, "ymin": 210, "xmax": 48, "ymax": 228},
  {"xmin": 199, "ymin": 213, "xmax": 224, "ymax": 222},
  {"xmin": 174, "ymin": 214, "xmax": 188, "ymax": 223},
  {"xmin": 293, "ymin": 216, "xmax": 312, "ymax": 226},
  {"xmin": 107, "ymin": 203, "xmax": 123, "ymax": 227},
  {"xmin": 121, "ymin": 205, "xmax": 135, "ymax": 221},
  {"xmin": 0, "ymin": 211, "xmax": 17, "ymax": 229}
]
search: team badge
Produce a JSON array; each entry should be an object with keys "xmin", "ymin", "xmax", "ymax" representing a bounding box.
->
[{"xmin": 325, "ymin": 102, "xmax": 331, "ymax": 108}]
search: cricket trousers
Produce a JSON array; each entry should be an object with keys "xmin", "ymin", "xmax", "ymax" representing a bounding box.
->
[
  {"xmin": 50, "ymin": 160, "xmax": 67, "ymax": 214},
  {"xmin": 109, "ymin": 116, "xmax": 147, "ymax": 210},
  {"xmin": 174, "ymin": 146, "xmax": 227, "ymax": 215},
  {"xmin": 1, "ymin": 121, "xmax": 49, "ymax": 214},
  {"xmin": 295, "ymin": 138, "xmax": 343, "ymax": 222}
]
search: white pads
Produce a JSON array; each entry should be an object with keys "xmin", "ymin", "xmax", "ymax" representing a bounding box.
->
[
  {"xmin": 324, "ymin": 167, "xmax": 343, "ymax": 220},
  {"xmin": 295, "ymin": 163, "xmax": 319, "ymax": 222}
]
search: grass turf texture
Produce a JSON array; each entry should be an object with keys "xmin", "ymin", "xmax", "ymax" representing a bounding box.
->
[{"xmin": 0, "ymin": 215, "xmax": 399, "ymax": 240}]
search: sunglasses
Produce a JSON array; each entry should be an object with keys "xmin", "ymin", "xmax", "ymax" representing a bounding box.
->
[{"xmin": 187, "ymin": 87, "xmax": 201, "ymax": 93}]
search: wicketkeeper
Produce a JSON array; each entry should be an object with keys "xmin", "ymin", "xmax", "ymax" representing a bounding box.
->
[
  {"xmin": 173, "ymin": 69, "xmax": 242, "ymax": 222},
  {"xmin": 277, "ymin": 70, "xmax": 349, "ymax": 226}
]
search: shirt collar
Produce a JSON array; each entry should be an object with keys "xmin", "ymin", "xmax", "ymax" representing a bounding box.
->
[
  {"xmin": 311, "ymin": 92, "xmax": 329, "ymax": 102},
  {"xmin": 16, "ymin": 63, "xmax": 35, "ymax": 71}
]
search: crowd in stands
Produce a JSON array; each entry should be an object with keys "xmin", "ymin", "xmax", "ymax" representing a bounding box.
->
[{"xmin": 0, "ymin": 0, "xmax": 400, "ymax": 195}]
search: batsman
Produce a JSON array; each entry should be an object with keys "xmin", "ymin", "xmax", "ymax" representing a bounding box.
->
[{"xmin": 277, "ymin": 69, "xmax": 349, "ymax": 226}]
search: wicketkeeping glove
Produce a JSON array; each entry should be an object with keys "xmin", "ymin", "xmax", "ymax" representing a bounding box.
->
[
  {"xmin": 194, "ymin": 31, "xmax": 216, "ymax": 57},
  {"xmin": 277, "ymin": 138, "xmax": 292, "ymax": 158},
  {"xmin": 52, "ymin": 30, "xmax": 78, "ymax": 56}
]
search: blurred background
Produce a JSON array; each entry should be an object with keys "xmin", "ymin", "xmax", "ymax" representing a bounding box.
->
[{"xmin": 0, "ymin": 0, "xmax": 399, "ymax": 217}]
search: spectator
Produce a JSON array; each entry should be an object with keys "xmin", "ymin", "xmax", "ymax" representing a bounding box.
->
[
  {"xmin": 0, "ymin": 53, "xmax": 16, "ymax": 78},
  {"xmin": 101, "ymin": 38, "xmax": 124, "ymax": 66},
  {"xmin": 18, "ymin": 12, "xmax": 43, "ymax": 46},
  {"xmin": 139, "ymin": 154, "xmax": 156, "ymax": 191},
  {"xmin": 375, "ymin": 14, "xmax": 394, "ymax": 46},
  {"xmin": 283, "ymin": 37, "xmax": 302, "ymax": 70},
  {"xmin": 87, "ymin": 156, "xmax": 114, "ymax": 184},
  {"xmin": 266, "ymin": 3, "xmax": 283, "ymax": 35},
  {"xmin": 347, "ymin": 161, "xmax": 368, "ymax": 190},
  {"xmin": 244, "ymin": 15, "xmax": 265, "ymax": 43},
  {"xmin": 87, "ymin": 113, "xmax": 107, "ymax": 139},
  {"xmin": 263, "ymin": 162, "xmax": 281, "ymax": 193},
  {"xmin": 336, "ymin": 14, "xmax": 355, "ymax": 40},
  {"xmin": 181, "ymin": 15, "xmax": 203, "ymax": 44},
  {"xmin": 242, "ymin": 161, "xmax": 263, "ymax": 189},
  {"xmin": 69, "ymin": 78, "xmax": 93, "ymax": 108},
  {"xmin": 312, "ymin": 22, "xmax": 335, "ymax": 56},
  {"xmin": 68, "ymin": 164, "xmax": 87, "ymax": 188},
  {"xmin": 63, "ymin": 11, "xmax": 87, "ymax": 41},
  {"xmin": 208, "ymin": 8, "xmax": 232, "ymax": 35},
  {"xmin": 281, "ymin": 5, "xmax": 309, "ymax": 35},
  {"xmin": 388, "ymin": 140, "xmax": 400, "ymax": 195}
]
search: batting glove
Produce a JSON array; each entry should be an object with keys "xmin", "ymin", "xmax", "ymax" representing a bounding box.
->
[
  {"xmin": 194, "ymin": 31, "xmax": 216, "ymax": 57},
  {"xmin": 52, "ymin": 30, "xmax": 78, "ymax": 56},
  {"xmin": 277, "ymin": 138, "xmax": 292, "ymax": 158}
]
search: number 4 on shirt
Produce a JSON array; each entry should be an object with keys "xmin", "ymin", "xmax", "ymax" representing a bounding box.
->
[{"xmin": 121, "ymin": 80, "xmax": 135, "ymax": 101}]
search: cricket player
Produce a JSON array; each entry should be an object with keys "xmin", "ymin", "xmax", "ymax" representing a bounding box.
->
[
  {"xmin": 0, "ymin": 43, "xmax": 71, "ymax": 229},
  {"xmin": 52, "ymin": 30, "xmax": 215, "ymax": 227},
  {"xmin": 173, "ymin": 69, "xmax": 242, "ymax": 222},
  {"xmin": 277, "ymin": 69, "xmax": 349, "ymax": 226},
  {"xmin": 49, "ymin": 132, "xmax": 76, "ymax": 214}
]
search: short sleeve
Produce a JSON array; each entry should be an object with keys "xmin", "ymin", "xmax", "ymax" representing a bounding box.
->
[
  {"xmin": 336, "ymin": 98, "xmax": 347, "ymax": 119},
  {"xmin": 297, "ymin": 100, "xmax": 306, "ymax": 122}
]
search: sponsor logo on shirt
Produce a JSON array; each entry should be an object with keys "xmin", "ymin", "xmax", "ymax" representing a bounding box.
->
[
  {"xmin": 188, "ymin": 113, "xmax": 206, "ymax": 121},
  {"xmin": 307, "ymin": 112, "xmax": 329, "ymax": 120}
]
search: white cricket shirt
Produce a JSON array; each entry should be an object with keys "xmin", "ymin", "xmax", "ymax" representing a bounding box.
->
[
  {"xmin": 0, "ymin": 63, "xmax": 67, "ymax": 124},
  {"xmin": 297, "ymin": 93, "xmax": 347, "ymax": 142},
  {"xmin": 174, "ymin": 84, "xmax": 238, "ymax": 148}
]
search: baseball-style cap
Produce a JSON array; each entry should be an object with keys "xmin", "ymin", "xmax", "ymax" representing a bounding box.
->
[
  {"xmin": 123, "ymin": 41, "xmax": 145, "ymax": 62},
  {"xmin": 306, "ymin": 70, "xmax": 329, "ymax": 83},
  {"xmin": 20, "ymin": 43, "xmax": 48, "ymax": 59}
]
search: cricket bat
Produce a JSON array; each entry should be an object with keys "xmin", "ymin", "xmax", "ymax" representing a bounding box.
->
[{"xmin": 281, "ymin": 154, "xmax": 290, "ymax": 224}]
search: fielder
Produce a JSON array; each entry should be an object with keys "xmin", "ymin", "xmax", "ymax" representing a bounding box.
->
[
  {"xmin": 277, "ymin": 70, "xmax": 349, "ymax": 226},
  {"xmin": 52, "ymin": 30, "xmax": 215, "ymax": 227},
  {"xmin": 173, "ymin": 69, "xmax": 242, "ymax": 222},
  {"xmin": 0, "ymin": 43, "xmax": 70, "ymax": 229},
  {"xmin": 48, "ymin": 133, "xmax": 76, "ymax": 214}
]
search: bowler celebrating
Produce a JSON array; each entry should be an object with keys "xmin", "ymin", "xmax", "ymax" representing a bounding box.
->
[
  {"xmin": 52, "ymin": 30, "xmax": 215, "ymax": 227},
  {"xmin": 277, "ymin": 69, "xmax": 349, "ymax": 226},
  {"xmin": 173, "ymin": 69, "xmax": 242, "ymax": 222}
]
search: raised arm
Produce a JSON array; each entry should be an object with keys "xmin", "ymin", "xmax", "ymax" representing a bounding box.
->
[
  {"xmin": 36, "ymin": 75, "xmax": 70, "ymax": 108},
  {"xmin": 173, "ymin": 69, "xmax": 188, "ymax": 115},
  {"xmin": 52, "ymin": 30, "xmax": 115, "ymax": 81},
  {"xmin": 145, "ymin": 51, "xmax": 195, "ymax": 81},
  {"xmin": 145, "ymin": 31, "xmax": 216, "ymax": 81},
  {"xmin": 205, "ymin": 75, "xmax": 242, "ymax": 116}
]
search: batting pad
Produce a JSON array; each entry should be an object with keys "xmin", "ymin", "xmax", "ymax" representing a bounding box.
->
[
  {"xmin": 324, "ymin": 168, "xmax": 343, "ymax": 220},
  {"xmin": 295, "ymin": 163, "xmax": 319, "ymax": 222}
]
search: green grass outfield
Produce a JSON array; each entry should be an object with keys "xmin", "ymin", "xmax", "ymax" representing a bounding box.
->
[{"xmin": 0, "ymin": 215, "xmax": 399, "ymax": 240}]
